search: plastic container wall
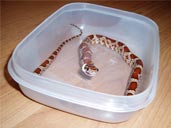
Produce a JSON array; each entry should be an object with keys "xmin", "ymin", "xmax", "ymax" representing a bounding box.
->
[{"xmin": 8, "ymin": 3, "xmax": 160, "ymax": 123}]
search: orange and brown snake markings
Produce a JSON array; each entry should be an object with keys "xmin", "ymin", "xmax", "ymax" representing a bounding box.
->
[
  {"xmin": 34, "ymin": 24, "xmax": 143, "ymax": 96},
  {"xmin": 79, "ymin": 34, "xmax": 143, "ymax": 96},
  {"xmin": 34, "ymin": 24, "xmax": 82, "ymax": 75}
]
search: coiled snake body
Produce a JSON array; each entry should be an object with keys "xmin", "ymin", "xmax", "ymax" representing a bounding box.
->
[
  {"xmin": 34, "ymin": 24, "xmax": 143, "ymax": 96},
  {"xmin": 79, "ymin": 34, "xmax": 143, "ymax": 96}
]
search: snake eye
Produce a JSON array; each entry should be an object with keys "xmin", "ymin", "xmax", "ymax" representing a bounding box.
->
[{"xmin": 84, "ymin": 65, "xmax": 89, "ymax": 71}]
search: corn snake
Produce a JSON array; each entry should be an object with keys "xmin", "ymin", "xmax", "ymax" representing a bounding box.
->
[{"xmin": 34, "ymin": 24, "xmax": 143, "ymax": 96}]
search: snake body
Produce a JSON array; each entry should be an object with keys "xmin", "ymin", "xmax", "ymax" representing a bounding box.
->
[
  {"xmin": 34, "ymin": 24, "xmax": 82, "ymax": 75},
  {"xmin": 79, "ymin": 34, "xmax": 143, "ymax": 96},
  {"xmin": 34, "ymin": 24, "xmax": 143, "ymax": 96}
]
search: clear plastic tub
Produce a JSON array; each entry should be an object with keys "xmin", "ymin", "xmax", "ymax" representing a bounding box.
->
[{"xmin": 8, "ymin": 3, "xmax": 160, "ymax": 123}]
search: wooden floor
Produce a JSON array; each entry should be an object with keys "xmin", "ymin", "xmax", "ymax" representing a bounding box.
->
[{"xmin": 1, "ymin": 1, "xmax": 171, "ymax": 128}]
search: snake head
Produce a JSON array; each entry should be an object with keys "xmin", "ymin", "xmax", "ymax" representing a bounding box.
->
[{"xmin": 82, "ymin": 63, "xmax": 99, "ymax": 77}]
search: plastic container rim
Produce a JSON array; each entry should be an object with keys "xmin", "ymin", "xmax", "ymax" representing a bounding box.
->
[{"xmin": 8, "ymin": 2, "xmax": 160, "ymax": 113}]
